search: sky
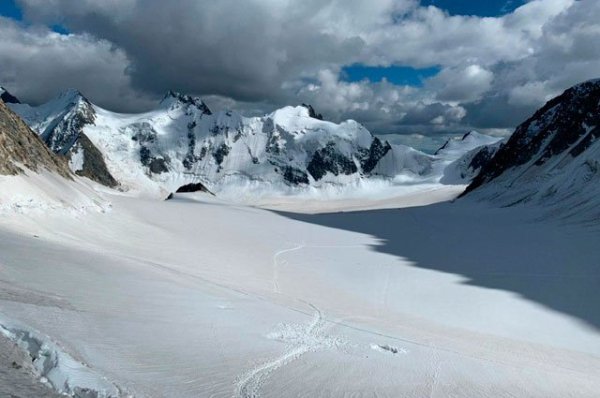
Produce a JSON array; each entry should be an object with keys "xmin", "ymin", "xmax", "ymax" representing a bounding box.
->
[{"xmin": 0, "ymin": 0, "xmax": 597, "ymax": 138}]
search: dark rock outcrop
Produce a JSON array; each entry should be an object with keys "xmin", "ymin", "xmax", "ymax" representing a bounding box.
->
[
  {"xmin": 0, "ymin": 87, "xmax": 20, "ymax": 104},
  {"xmin": 307, "ymin": 142, "xmax": 358, "ymax": 180},
  {"xmin": 69, "ymin": 133, "xmax": 118, "ymax": 187},
  {"xmin": 359, "ymin": 137, "xmax": 392, "ymax": 173},
  {"xmin": 301, "ymin": 103, "xmax": 323, "ymax": 120},
  {"xmin": 282, "ymin": 166, "xmax": 310, "ymax": 185},
  {"xmin": 176, "ymin": 182, "xmax": 214, "ymax": 195},
  {"xmin": 162, "ymin": 91, "xmax": 212, "ymax": 115}
]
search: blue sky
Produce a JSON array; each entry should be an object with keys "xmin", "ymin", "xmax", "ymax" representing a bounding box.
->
[
  {"xmin": 0, "ymin": 0, "xmax": 22, "ymax": 20},
  {"xmin": 0, "ymin": 0, "xmax": 68, "ymax": 34},
  {"xmin": 0, "ymin": 0, "xmax": 529, "ymax": 21},
  {"xmin": 421, "ymin": 0, "xmax": 527, "ymax": 17},
  {"xmin": 341, "ymin": 65, "xmax": 440, "ymax": 87}
]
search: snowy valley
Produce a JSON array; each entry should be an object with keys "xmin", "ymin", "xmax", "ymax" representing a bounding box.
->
[{"xmin": 0, "ymin": 78, "xmax": 599, "ymax": 398}]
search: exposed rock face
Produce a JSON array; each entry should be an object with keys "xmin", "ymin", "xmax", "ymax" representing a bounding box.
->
[
  {"xmin": 68, "ymin": 133, "xmax": 118, "ymax": 187},
  {"xmin": 0, "ymin": 101, "xmax": 71, "ymax": 177},
  {"xmin": 176, "ymin": 182, "xmax": 213, "ymax": 195},
  {"xmin": 300, "ymin": 103, "xmax": 323, "ymax": 120},
  {"xmin": 359, "ymin": 137, "xmax": 392, "ymax": 173},
  {"xmin": 162, "ymin": 90, "xmax": 212, "ymax": 115},
  {"xmin": 0, "ymin": 87, "xmax": 20, "ymax": 104},
  {"xmin": 307, "ymin": 142, "xmax": 358, "ymax": 180},
  {"xmin": 462, "ymin": 79, "xmax": 600, "ymax": 220}
]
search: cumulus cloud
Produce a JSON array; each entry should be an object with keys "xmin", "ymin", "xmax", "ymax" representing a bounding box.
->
[
  {"xmin": 0, "ymin": 17, "xmax": 153, "ymax": 111},
  {"xmin": 1, "ymin": 0, "xmax": 597, "ymax": 136},
  {"xmin": 427, "ymin": 65, "xmax": 494, "ymax": 102}
]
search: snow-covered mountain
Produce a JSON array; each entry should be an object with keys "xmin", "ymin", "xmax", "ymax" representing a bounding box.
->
[
  {"xmin": 429, "ymin": 131, "xmax": 504, "ymax": 184},
  {"xmin": 8, "ymin": 89, "xmax": 118, "ymax": 187},
  {"xmin": 0, "ymin": 98, "xmax": 107, "ymax": 214},
  {"xmin": 441, "ymin": 139, "xmax": 505, "ymax": 184},
  {"xmin": 434, "ymin": 131, "xmax": 503, "ymax": 159},
  {"xmin": 8, "ymin": 89, "xmax": 438, "ymax": 196},
  {"xmin": 463, "ymin": 79, "xmax": 600, "ymax": 221}
]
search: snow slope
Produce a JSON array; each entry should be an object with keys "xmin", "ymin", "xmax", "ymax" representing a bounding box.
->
[
  {"xmin": 441, "ymin": 139, "xmax": 506, "ymax": 184},
  {"xmin": 464, "ymin": 79, "xmax": 600, "ymax": 222},
  {"xmin": 434, "ymin": 130, "xmax": 501, "ymax": 158},
  {"xmin": 0, "ymin": 192, "xmax": 598, "ymax": 397}
]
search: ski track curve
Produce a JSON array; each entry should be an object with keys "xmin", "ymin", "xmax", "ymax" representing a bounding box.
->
[
  {"xmin": 235, "ymin": 303, "xmax": 342, "ymax": 398},
  {"xmin": 272, "ymin": 243, "xmax": 305, "ymax": 294}
]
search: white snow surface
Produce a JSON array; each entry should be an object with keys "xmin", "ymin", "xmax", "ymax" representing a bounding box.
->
[
  {"xmin": 0, "ymin": 187, "xmax": 598, "ymax": 397},
  {"xmin": 0, "ymin": 170, "xmax": 109, "ymax": 216}
]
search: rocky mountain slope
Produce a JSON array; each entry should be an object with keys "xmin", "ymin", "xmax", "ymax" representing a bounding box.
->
[
  {"xmin": 463, "ymin": 79, "xmax": 600, "ymax": 220},
  {"xmin": 0, "ymin": 100, "xmax": 70, "ymax": 177}
]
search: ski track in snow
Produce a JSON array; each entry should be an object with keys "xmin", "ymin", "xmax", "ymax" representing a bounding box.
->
[
  {"xmin": 235, "ymin": 303, "xmax": 341, "ymax": 398},
  {"xmin": 272, "ymin": 243, "xmax": 305, "ymax": 294},
  {"xmin": 272, "ymin": 243, "xmax": 364, "ymax": 294},
  {"xmin": 237, "ymin": 243, "xmax": 369, "ymax": 398}
]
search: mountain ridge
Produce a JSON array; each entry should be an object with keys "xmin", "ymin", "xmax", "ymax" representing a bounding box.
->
[
  {"xmin": 462, "ymin": 78, "xmax": 600, "ymax": 221},
  {"xmin": 8, "ymin": 90, "xmax": 462, "ymax": 196}
]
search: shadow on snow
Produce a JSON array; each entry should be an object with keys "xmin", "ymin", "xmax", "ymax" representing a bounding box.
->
[{"xmin": 275, "ymin": 200, "xmax": 600, "ymax": 330}]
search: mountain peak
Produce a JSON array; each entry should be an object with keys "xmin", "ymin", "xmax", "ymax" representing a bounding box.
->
[
  {"xmin": 58, "ymin": 88, "xmax": 86, "ymax": 99},
  {"xmin": 461, "ymin": 130, "xmax": 481, "ymax": 140},
  {"xmin": 0, "ymin": 86, "xmax": 21, "ymax": 104},
  {"xmin": 435, "ymin": 131, "xmax": 501, "ymax": 158},
  {"xmin": 161, "ymin": 90, "xmax": 212, "ymax": 115},
  {"xmin": 47, "ymin": 89, "xmax": 91, "ymax": 111}
]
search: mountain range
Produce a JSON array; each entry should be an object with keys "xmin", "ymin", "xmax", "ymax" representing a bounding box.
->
[
  {"xmin": 1, "ymin": 78, "xmax": 599, "ymax": 219},
  {"xmin": 3, "ymin": 87, "xmax": 487, "ymax": 197}
]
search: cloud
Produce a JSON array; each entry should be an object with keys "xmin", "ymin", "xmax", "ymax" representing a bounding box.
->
[
  {"xmin": 0, "ymin": 17, "xmax": 153, "ymax": 111},
  {"xmin": 427, "ymin": 65, "xmax": 494, "ymax": 102},
  {"xmin": 3, "ymin": 0, "xmax": 597, "ymax": 137}
]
